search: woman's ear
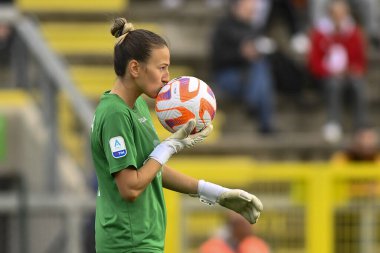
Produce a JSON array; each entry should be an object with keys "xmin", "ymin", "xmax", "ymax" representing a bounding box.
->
[{"xmin": 128, "ymin": 60, "xmax": 140, "ymax": 78}]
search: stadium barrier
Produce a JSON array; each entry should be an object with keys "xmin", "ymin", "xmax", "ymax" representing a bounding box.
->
[
  {"xmin": 2, "ymin": 158, "xmax": 379, "ymax": 253},
  {"xmin": 165, "ymin": 158, "xmax": 380, "ymax": 253}
]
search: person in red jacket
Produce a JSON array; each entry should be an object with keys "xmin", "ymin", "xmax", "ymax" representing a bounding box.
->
[
  {"xmin": 308, "ymin": 0, "xmax": 369, "ymax": 143},
  {"xmin": 199, "ymin": 211, "xmax": 270, "ymax": 253}
]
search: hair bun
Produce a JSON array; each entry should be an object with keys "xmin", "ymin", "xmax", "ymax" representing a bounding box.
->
[{"xmin": 111, "ymin": 18, "xmax": 135, "ymax": 38}]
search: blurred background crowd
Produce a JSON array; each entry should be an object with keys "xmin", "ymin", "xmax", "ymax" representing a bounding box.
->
[{"xmin": 0, "ymin": 0, "xmax": 380, "ymax": 253}]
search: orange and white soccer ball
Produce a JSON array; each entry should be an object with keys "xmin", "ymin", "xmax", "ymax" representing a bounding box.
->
[{"xmin": 155, "ymin": 76, "xmax": 217, "ymax": 133}]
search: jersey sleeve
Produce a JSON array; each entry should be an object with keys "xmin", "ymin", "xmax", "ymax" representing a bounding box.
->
[{"xmin": 102, "ymin": 111, "xmax": 138, "ymax": 174}]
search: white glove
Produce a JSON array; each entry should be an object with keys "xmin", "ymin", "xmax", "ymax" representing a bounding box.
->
[
  {"xmin": 149, "ymin": 119, "xmax": 213, "ymax": 165},
  {"xmin": 197, "ymin": 180, "xmax": 263, "ymax": 224},
  {"xmin": 218, "ymin": 189, "xmax": 263, "ymax": 224}
]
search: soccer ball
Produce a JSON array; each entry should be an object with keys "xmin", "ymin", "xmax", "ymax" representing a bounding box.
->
[{"xmin": 155, "ymin": 76, "xmax": 217, "ymax": 133}]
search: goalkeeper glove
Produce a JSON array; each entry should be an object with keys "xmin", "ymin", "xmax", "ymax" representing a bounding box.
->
[
  {"xmin": 149, "ymin": 119, "xmax": 213, "ymax": 165},
  {"xmin": 197, "ymin": 180, "xmax": 263, "ymax": 224}
]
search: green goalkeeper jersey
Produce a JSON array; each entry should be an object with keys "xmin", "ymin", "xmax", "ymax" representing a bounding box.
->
[{"xmin": 90, "ymin": 91, "xmax": 166, "ymax": 253}]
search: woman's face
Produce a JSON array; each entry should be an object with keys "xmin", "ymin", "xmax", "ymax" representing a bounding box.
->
[
  {"xmin": 233, "ymin": 0, "xmax": 255, "ymax": 23},
  {"xmin": 137, "ymin": 46, "xmax": 170, "ymax": 98},
  {"xmin": 329, "ymin": 1, "xmax": 349, "ymax": 27}
]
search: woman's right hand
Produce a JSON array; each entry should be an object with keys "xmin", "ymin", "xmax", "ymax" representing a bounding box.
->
[
  {"xmin": 240, "ymin": 40, "xmax": 258, "ymax": 61},
  {"xmin": 149, "ymin": 119, "xmax": 213, "ymax": 165}
]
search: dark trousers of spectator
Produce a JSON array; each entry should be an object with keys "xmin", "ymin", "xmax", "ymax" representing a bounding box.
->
[
  {"xmin": 214, "ymin": 57, "xmax": 275, "ymax": 133},
  {"xmin": 324, "ymin": 75, "xmax": 368, "ymax": 130}
]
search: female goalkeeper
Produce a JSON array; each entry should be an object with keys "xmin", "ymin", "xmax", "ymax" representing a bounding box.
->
[{"xmin": 90, "ymin": 17, "xmax": 263, "ymax": 253}]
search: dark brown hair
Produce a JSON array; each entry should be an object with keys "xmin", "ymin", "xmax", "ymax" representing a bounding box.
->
[{"xmin": 110, "ymin": 18, "xmax": 168, "ymax": 77}]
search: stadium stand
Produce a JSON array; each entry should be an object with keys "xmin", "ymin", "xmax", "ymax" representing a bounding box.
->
[
  {"xmin": 17, "ymin": 0, "xmax": 128, "ymax": 14},
  {"xmin": 13, "ymin": 0, "xmax": 380, "ymax": 154},
  {"xmin": 124, "ymin": 0, "xmax": 380, "ymax": 160},
  {"xmin": 39, "ymin": 21, "xmax": 161, "ymax": 56},
  {"xmin": 69, "ymin": 64, "xmax": 194, "ymax": 99}
]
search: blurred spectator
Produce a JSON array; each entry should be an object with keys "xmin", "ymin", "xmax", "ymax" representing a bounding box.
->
[
  {"xmin": 0, "ymin": 23, "xmax": 12, "ymax": 56},
  {"xmin": 252, "ymin": 0, "xmax": 301, "ymax": 32},
  {"xmin": 0, "ymin": 23, "xmax": 13, "ymax": 86},
  {"xmin": 210, "ymin": 0, "xmax": 276, "ymax": 134},
  {"xmin": 248, "ymin": 0, "xmax": 310, "ymax": 55},
  {"xmin": 311, "ymin": 0, "xmax": 380, "ymax": 49},
  {"xmin": 332, "ymin": 128, "xmax": 380, "ymax": 163},
  {"xmin": 331, "ymin": 128, "xmax": 380, "ymax": 199},
  {"xmin": 307, "ymin": 0, "xmax": 369, "ymax": 143},
  {"xmin": 162, "ymin": 0, "xmax": 224, "ymax": 9},
  {"xmin": 199, "ymin": 211, "xmax": 270, "ymax": 253},
  {"xmin": 349, "ymin": 0, "xmax": 380, "ymax": 48},
  {"xmin": 250, "ymin": 0, "xmax": 311, "ymax": 105},
  {"xmin": 256, "ymin": 0, "xmax": 307, "ymax": 42}
]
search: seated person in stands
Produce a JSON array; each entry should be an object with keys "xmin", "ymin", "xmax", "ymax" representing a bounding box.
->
[
  {"xmin": 0, "ymin": 22, "xmax": 13, "ymax": 86},
  {"xmin": 199, "ymin": 210, "xmax": 270, "ymax": 253},
  {"xmin": 307, "ymin": 0, "xmax": 369, "ymax": 143},
  {"xmin": 310, "ymin": 0, "xmax": 380, "ymax": 49},
  {"xmin": 331, "ymin": 128, "xmax": 380, "ymax": 198},
  {"xmin": 161, "ymin": 0, "xmax": 222, "ymax": 9},
  {"xmin": 332, "ymin": 127, "xmax": 380, "ymax": 163},
  {"xmin": 210, "ymin": 0, "xmax": 276, "ymax": 134}
]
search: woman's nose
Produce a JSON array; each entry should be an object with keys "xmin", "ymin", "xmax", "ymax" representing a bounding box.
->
[{"xmin": 162, "ymin": 72, "xmax": 170, "ymax": 83}]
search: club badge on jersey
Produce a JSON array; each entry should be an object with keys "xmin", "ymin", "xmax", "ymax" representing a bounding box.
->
[{"xmin": 109, "ymin": 136, "xmax": 127, "ymax": 158}]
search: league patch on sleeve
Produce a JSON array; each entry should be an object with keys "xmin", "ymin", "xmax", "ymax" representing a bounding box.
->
[{"xmin": 109, "ymin": 136, "xmax": 127, "ymax": 159}]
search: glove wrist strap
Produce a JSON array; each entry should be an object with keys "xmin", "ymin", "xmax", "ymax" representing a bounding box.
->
[
  {"xmin": 198, "ymin": 180, "xmax": 228, "ymax": 206},
  {"xmin": 148, "ymin": 142, "xmax": 174, "ymax": 165}
]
